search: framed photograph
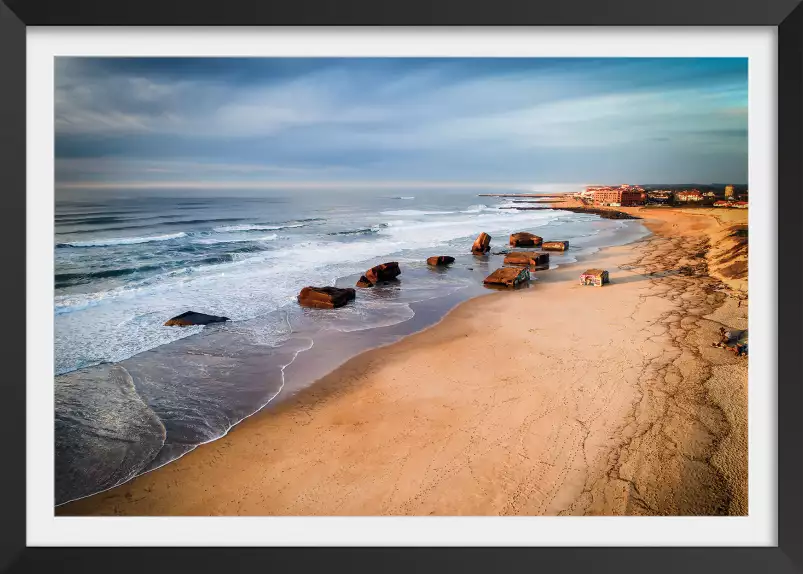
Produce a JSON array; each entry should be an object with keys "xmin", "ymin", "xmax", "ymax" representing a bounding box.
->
[{"xmin": 2, "ymin": 0, "xmax": 801, "ymax": 571}]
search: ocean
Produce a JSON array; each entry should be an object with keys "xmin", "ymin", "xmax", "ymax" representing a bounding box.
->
[{"xmin": 54, "ymin": 186, "xmax": 649, "ymax": 505}]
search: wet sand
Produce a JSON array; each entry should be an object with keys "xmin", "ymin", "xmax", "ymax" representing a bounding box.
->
[{"xmin": 58, "ymin": 206, "xmax": 748, "ymax": 516}]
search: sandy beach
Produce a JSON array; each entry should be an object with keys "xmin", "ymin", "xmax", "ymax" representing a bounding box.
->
[{"xmin": 58, "ymin": 205, "xmax": 748, "ymax": 516}]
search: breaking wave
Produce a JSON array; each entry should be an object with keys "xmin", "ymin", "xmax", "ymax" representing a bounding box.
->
[
  {"xmin": 54, "ymin": 254, "xmax": 252, "ymax": 289},
  {"xmin": 193, "ymin": 234, "xmax": 278, "ymax": 245},
  {"xmin": 56, "ymin": 232, "xmax": 187, "ymax": 248},
  {"xmin": 327, "ymin": 223, "xmax": 389, "ymax": 236},
  {"xmin": 461, "ymin": 204, "xmax": 494, "ymax": 213},
  {"xmin": 380, "ymin": 209, "xmax": 456, "ymax": 216},
  {"xmin": 213, "ymin": 223, "xmax": 305, "ymax": 233}
]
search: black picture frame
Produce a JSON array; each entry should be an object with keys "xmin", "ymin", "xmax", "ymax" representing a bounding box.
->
[{"xmin": 1, "ymin": 1, "xmax": 800, "ymax": 572}]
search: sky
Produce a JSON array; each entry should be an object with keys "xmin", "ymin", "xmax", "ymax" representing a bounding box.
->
[{"xmin": 54, "ymin": 58, "xmax": 748, "ymax": 190}]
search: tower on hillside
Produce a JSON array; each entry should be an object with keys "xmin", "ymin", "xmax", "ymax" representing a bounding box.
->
[{"xmin": 725, "ymin": 184, "xmax": 734, "ymax": 198}]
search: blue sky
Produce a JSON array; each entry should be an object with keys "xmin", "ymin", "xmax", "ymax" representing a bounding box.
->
[{"xmin": 55, "ymin": 58, "xmax": 748, "ymax": 189}]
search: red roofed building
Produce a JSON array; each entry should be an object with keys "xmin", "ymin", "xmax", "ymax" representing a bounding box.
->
[
  {"xmin": 592, "ymin": 186, "xmax": 644, "ymax": 207},
  {"xmin": 734, "ymin": 201, "xmax": 748, "ymax": 209},
  {"xmin": 714, "ymin": 200, "xmax": 729, "ymax": 207},
  {"xmin": 675, "ymin": 190, "xmax": 703, "ymax": 202}
]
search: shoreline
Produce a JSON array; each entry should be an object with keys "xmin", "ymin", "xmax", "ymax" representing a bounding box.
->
[
  {"xmin": 55, "ymin": 211, "xmax": 645, "ymax": 507},
  {"xmin": 58, "ymin": 206, "xmax": 747, "ymax": 516}
]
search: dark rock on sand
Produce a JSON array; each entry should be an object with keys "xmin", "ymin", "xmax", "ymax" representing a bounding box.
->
[
  {"xmin": 356, "ymin": 276, "xmax": 374, "ymax": 288},
  {"xmin": 552, "ymin": 206, "xmax": 640, "ymax": 220},
  {"xmin": 298, "ymin": 286, "xmax": 356, "ymax": 309},
  {"xmin": 500, "ymin": 206, "xmax": 640, "ymax": 220},
  {"xmin": 483, "ymin": 267, "xmax": 530, "ymax": 287},
  {"xmin": 427, "ymin": 256, "xmax": 455, "ymax": 266},
  {"xmin": 356, "ymin": 262, "xmax": 401, "ymax": 287},
  {"xmin": 504, "ymin": 251, "xmax": 549, "ymax": 268},
  {"xmin": 509, "ymin": 232, "xmax": 543, "ymax": 247},
  {"xmin": 164, "ymin": 311, "xmax": 230, "ymax": 327},
  {"xmin": 542, "ymin": 241, "xmax": 569, "ymax": 251},
  {"xmin": 471, "ymin": 232, "xmax": 491, "ymax": 254}
]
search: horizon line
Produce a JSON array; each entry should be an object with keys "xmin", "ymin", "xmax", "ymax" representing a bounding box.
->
[
  {"xmin": 55, "ymin": 180, "xmax": 587, "ymax": 191},
  {"xmin": 55, "ymin": 180, "xmax": 745, "ymax": 191}
]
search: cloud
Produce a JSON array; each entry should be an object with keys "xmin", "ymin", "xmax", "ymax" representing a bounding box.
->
[
  {"xmin": 55, "ymin": 63, "xmax": 391, "ymax": 138},
  {"xmin": 54, "ymin": 58, "xmax": 748, "ymax": 185},
  {"xmin": 55, "ymin": 157, "xmax": 357, "ymax": 183}
]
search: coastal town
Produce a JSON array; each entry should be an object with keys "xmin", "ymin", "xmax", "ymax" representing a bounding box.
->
[
  {"xmin": 482, "ymin": 184, "xmax": 748, "ymax": 210},
  {"xmin": 577, "ymin": 183, "xmax": 748, "ymax": 208}
]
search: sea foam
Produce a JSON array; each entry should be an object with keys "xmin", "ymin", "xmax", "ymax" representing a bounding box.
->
[
  {"xmin": 213, "ymin": 223, "xmax": 304, "ymax": 233},
  {"xmin": 193, "ymin": 234, "xmax": 278, "ymax": 245},
  {"xmin": 56, "ymin": 232, "xmax": 187, "ymax": 248}
]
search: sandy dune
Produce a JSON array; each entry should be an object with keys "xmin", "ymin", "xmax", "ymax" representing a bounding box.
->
[{"xmin": 58, "ymin": 207, "xmax": 748, "ymax": 516}]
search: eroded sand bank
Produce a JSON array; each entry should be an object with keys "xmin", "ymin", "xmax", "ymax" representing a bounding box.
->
[{"xmin": 58, "ymin": 207, "xmax": 748, "ymax": 516}]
